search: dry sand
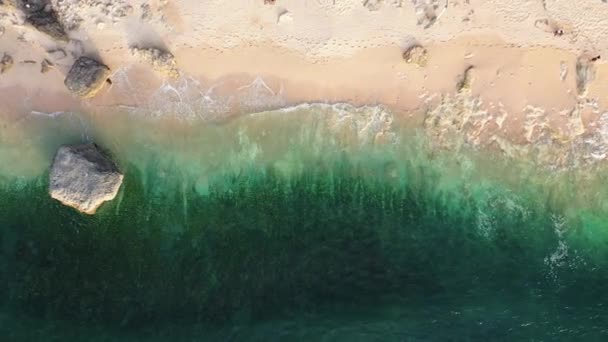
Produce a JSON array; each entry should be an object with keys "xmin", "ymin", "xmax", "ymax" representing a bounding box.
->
[{"xmin": 1, "ymin": 0, "xmax": 608, "ymax": 166}]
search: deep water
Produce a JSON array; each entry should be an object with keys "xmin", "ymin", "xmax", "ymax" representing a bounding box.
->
[{"xmin": 2, "ymin": 105, "xmax": 608, "ymax": 341}]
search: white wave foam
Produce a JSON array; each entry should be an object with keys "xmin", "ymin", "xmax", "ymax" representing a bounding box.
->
[{"xmin": 30, "ymin": 111, "xmax": 68, "ymax": 118}]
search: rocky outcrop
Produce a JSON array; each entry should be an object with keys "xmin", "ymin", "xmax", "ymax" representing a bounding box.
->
[
  {"xmin": 49, "ymin": 143, "xmax": 123, "ymax": 215},
  {"xmin": 130, "ymin": 46, "xmax": 179, "ymax": 79},
  {"xmin": 64, "ymin": 56, "xmax": 111, "ymax": 98}
]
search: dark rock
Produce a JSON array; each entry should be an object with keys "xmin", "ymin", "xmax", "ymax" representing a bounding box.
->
[
  {"xmin": 26, "ymin": 9, "xmax": 68, "ymax": 41},
  {"xmin": 64, "ymin": 56, "xmax": 111, "ymax": 98},
  {"xmin": 49, "ymin": 143, "xmax": 123, "ymax": 215},
  {"xmin": 18, "ymin": 0, "xmax": 47, "ymax": 13},
  {"xmin": 0, "ymin": 1, "xmax": 67, "ymax": 41}
]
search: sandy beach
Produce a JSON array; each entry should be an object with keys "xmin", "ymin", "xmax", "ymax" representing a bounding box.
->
[
  {"xmin": 0, "ymin": 0, "xmax": 607, "ymax": 165},
  {"xmin": 7, "ymin": 2, "xmax": 608, "ymax": 340}
]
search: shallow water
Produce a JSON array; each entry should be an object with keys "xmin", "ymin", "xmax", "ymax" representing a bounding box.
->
[{"xmin": 2, "ymin": 104, "xmax": 608, "ymax": 341}]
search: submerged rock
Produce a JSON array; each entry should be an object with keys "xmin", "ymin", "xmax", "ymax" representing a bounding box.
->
[
  {"xmin": 130, "ymin": 46, "xmax": 179, "ymax": 79},
  {"xmin": 64, "ymin": 56, "xmax": 111, "ymax": 98},
  {"xmin": 49, "ymin": 143, "xmax": 123, "ymax": 215}
]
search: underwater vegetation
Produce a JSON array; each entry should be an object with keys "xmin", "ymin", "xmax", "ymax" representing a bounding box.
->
[
  {"xmin": 3, "ymin": 105, "xmax": 608, "ymax": 340},
  {"xmin": 2, "ymin": 151, "xmax": 608, "ymax": 340}
]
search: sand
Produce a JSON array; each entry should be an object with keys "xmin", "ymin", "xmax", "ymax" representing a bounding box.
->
[{"xmin": 0, "ymin": 0, "xmax": 608, "ymax": 166}]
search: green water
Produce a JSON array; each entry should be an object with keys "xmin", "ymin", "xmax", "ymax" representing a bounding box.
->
[{"xmin": 2, "ymin": 104, "xmax": 608, "ymax": 340}]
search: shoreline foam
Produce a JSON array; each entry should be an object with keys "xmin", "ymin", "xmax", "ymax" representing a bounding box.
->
[{"xmin": 2, "ymin": 36, "xmax": 608, "ymax": 167}]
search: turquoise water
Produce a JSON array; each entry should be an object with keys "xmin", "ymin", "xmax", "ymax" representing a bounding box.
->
[{"xmin": 2, "ymin": 105, "xmax": 608, "ymax": 340}]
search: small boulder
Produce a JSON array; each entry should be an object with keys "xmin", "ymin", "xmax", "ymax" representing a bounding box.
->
[
  {"xmin": 49, "ymin": 143, "xmax": 123, "ymax": 215},
  {"xmin": 27, "ymin": 10, "xmax": 68, "ymax": 41},
  {"xmin": 130, "ymin": 46, "xmax": 179, "ymax": 79},
  {"xmin": 40, "ymin": 58, "xmax": 52, "ymax": 73},
  {"xmin": 402, "ymin": 44, "xmax": 428, "ymax": 67},
  {"xmin": 0, "ymin": 53, "xmax": 13, "ymax": 73},
  {"xmin": 64, "ymin": 56, "xmax": 111, "ymax": 98}
]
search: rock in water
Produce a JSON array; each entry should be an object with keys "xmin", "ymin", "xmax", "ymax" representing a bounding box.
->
[
  {"xmin": 130, "ymin": 46, "xmax": 179, "ymax": 79},
  {"xmin": 64, "ymin": 57, "xmax": 111, "ymax": 98},
  {"xmin": 49, "ymin": 143, "xmax": 123, "ymax": 215}
]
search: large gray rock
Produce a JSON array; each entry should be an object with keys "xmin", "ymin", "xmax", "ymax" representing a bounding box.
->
[
  {"xmin": 49, "ymin": 143, "xmax": 123, "ymax": 215},
  {"xmin": 64, "ymin": 57, "xmax": 111, "ymax": 98}
]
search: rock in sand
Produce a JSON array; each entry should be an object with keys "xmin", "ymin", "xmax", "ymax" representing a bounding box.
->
[
  {"xmin": 402, "ymin": 44, "xmax": 428, "ymax": 67},
  {"xmin": 130, "ymin": 46, "xmax": 179, "ymax": 79},
  {"xmin": 49, "ymin": 143, "xmax": 123, "ymax": 215},
  {"xmin": 40, "ymin": 58, "xmax": 52, "ymax": 73},
  {"xmin": 0, "ymin": 53, "xmax": 13, "ymax": 73},
  {"xmin": 18, "ymin": 0, "xmax": 69, "ymax": 41},
  {"xmin": 64, "ymin": 56, "xmax": 111, "ymax": 98}
]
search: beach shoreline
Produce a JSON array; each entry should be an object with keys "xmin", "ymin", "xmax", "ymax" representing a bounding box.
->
[
  {"xmin": 0, "ymin": 0, "xmax": 607, "ymax": 167},
  {"xmin": 0, "ymin": 36, "xmax": 606, "ymax": 165}
]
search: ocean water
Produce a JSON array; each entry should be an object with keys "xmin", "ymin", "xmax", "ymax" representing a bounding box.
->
[{"xmin": 2, "ymin": 104, "xmax": 608, "ymax": 341}]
